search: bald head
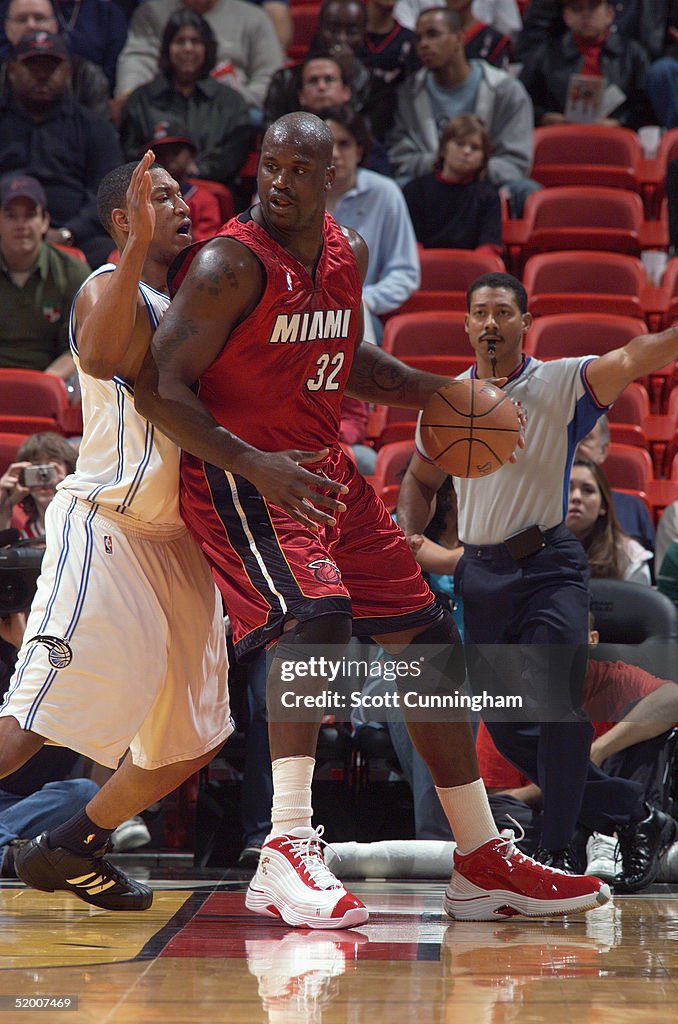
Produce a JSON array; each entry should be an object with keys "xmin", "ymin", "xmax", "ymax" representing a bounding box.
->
[{"xmin": 263, "ymin": 112, "xmax": 334, "ymax": 167}]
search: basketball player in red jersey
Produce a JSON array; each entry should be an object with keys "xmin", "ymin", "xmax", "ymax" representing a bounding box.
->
[{"xmin": 135, "ymin": 112, "xmax": 610, "ymax": 928}]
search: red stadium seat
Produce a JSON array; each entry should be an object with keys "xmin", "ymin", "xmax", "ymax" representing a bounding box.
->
[
  {"xmin": 288, "ymin": 4, "xmax": 320, "ymax": 59},
  {"xmin": 503, "ymin": 187, "xmax": 663, "ymax": 272},
  {"xmin": 393, "ymin": 249, "xmax": 505, "ymax": 317},
  {"xmin": 0, "ymin": 369, "xmax": 70, "ymax": 435},
  {"xmin": 608, "ymin": 382, "xmax": 651, "ymax": 425},
  {"xmin": 367, "ymin": 440, "xmax": 415, "ymax": 510},
  {"xmin": 530, "ymin": 125, "xmax": 642, "ymax": 190},
  {"xmin": 381, "ymin": 312, "xmax": 470, "ymax": 359},
  {"xmin": 0, "ymin": 433, "xmax": 29, "ymax": 477},
  {"xmin": 602, "ymin": 443, "xmax": 653, "ymax": 491},
  {"xmin": 522, "ymin": 251, "xmax": 646, "ymax": 319},
  {"xmin": 525, "ymin": 313, "xmax": 647, "ymax": 360}
]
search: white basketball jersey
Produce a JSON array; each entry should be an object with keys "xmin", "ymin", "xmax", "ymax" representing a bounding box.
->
[{"xmin": 63, "ymin": 264, "xmax": 182, "ymax": 525}]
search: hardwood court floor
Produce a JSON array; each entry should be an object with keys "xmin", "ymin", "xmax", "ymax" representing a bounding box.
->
[{"xmin": 1, "ymin": 873, "xmax": 678, "ymax": 1024}]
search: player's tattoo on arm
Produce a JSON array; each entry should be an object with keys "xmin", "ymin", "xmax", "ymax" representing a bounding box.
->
[
  {"xmin": 154, "ymin": 312, "xmax": 200, "ymax": 360},
  {"xmin": 347, "ymin": 345, "xmax": 428, "ymax": 406},
  {"xmin": 195, "ymin": 257, "xmax": 240, "ymax": 297}
]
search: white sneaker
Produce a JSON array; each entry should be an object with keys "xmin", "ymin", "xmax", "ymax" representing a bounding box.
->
[
  {"xmin": 585, "ymin": 833, "xmax": 618, "ymax": 880},
  {"xmin": 245, "ymin": 825, "xmax": 369, "ymax": 929},
  {"xmin": 110, "ymin": 817, "xmax": 151, "ymax": 852}
]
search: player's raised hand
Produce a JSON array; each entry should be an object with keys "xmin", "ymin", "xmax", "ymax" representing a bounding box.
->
[
  {"xmin": 245, "ymin": 448, "xmax": 349, "ymax": 528},
  {"xmin": 125, "ymin": 151, "xmax": 156, "ymax": 247}
]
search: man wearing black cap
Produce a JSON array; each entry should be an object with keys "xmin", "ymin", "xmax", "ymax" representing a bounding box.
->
[
  {"xmin": 0, "ymin": 171, "xmax": 88, "ymax": 379},
  {"xmin": 142, "ymin": 123, "xmax": 222, "ymax": 241},
  {"xmin": 0, "ymin": 30, "xmax": 122, "ymax": 266}
]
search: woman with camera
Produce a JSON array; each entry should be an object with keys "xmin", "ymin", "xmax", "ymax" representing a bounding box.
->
[{"xmin": 0, "ymin": 433, "xmax": 77, "ymax": 539}]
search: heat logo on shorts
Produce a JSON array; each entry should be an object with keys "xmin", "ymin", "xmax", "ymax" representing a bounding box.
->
[
  {"xmin": 28, "ymin": 634, "xmax": 73, "ymax": 669},
  {"xmin": 307, "ymin": 558, "xmax": 341, "ymax": 584}
]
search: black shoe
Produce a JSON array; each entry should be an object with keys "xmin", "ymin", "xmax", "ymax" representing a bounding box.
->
[
  {"xmin": 533, "ymin": 845, "xmax": 583, "ymax": 874},
  {"xmin": 0, "ymin": 839, "xmax": 27, "ymax": 879},
  {"xmin": 15, "ymin": 832, "xmax": 153, "ymax": 910},
  {"xmin": 238, "ymin": 843, "xmax": 262, "ymax": 869},
  {"xmin": 613, "ymin": 806, "xmax": 678, "ymax": 894}
]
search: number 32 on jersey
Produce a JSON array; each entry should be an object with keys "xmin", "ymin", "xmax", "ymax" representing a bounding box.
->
[{"xmin": 306, "ymin": 351, "xmax": 345, "ymax": 392}]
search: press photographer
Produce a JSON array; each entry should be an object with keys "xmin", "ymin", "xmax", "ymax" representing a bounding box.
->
[{"xmin": 0, "ymin": 432, "xmax": 77, "ymax": 538}]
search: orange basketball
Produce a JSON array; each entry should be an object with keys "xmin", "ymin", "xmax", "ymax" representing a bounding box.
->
[{"xmin": 420, "ymin": 379, "xmax": 521, "ymax": 478}]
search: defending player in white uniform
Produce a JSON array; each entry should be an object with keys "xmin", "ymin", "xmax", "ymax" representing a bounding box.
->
[{"xmin": 0, "ymin": 155, "xmax": 231, "ymax": 911}]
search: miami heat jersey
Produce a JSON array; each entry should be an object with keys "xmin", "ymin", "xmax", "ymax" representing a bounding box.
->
[
  {"xmin": 171, "ymin": 210, "xmax": 363, "ymax": 453},
  {"xmin": 64, "ymin": 265, "xmax": 182, "ymax": 525}
]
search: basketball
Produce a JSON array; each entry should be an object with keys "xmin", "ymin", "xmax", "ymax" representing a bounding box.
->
[{"xmin": 419, "ymin": 379, "xmax": 521, "ymax": 478}]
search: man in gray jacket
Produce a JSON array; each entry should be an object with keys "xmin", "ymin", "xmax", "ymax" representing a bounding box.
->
[{"xmin": 387, "ymin": 6, "xmax": 539, "ymax": 213}]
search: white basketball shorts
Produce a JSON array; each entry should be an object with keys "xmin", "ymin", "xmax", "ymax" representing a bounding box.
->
[{"xmin": 0, "ymin": 492, "xmax": 232, "ymax": 769}]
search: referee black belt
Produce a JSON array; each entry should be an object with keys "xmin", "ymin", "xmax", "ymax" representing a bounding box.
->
[{"xmin": 463, "ymin": 523, "xmax": 569, "ymax": 563}]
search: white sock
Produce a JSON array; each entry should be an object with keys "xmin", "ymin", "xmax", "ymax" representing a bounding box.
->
[
  {"xmin": 435, "ymin": 778, "xmax": 499, "ymax": 854},
  {"xmin": 268, "ymin": 755, "xmax": 315, "ymax": 839}
]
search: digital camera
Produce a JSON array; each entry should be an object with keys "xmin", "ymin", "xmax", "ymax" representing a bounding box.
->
[{"xmin": 21, "ymin": 464, "xmax": 56, "ymax": 489}]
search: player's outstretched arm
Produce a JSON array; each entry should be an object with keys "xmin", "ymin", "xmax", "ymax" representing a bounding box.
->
[
  {"xmin": 586, "ymin": 322, "xmax": 678, "ymax": 407},
  {"xmin": 135, "ymin": 238, "xmax": 348, "ymax": 528},
  {"xmin": 75, "ymin": 152, "xmax": 157, "ymax": 381}
]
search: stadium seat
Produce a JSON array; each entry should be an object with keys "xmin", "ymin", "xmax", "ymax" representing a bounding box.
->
[
  {"xmin": 288, "ymin": 4, "xmax": 320, "ymax": 59},
  {"xmin": 393, "ymin": 249, "xmax": 505, "ymax": 317},
  {"xmin": 525, "ymin": 313, "xmax": 647, "ymax": 360},
  {"xmin": 367, "ymin": 440, "xmax": 415, "ymax": 511},
  {"xmin": 608, "ymin": 381, "xmax": 651, "ymax": 425},
  {"xmin": 0, "ymin": 433, "xmax": 29, "ymax": 477},
  {"xmin": 503, "ymin": 187, "xmax": 663, "ymax": 271},
  {"xmin": 589, "ymin": 577, "xmax": 678, "ymax": 678},
  {"xmin": 381, "ymin": 311, "xmax": 469, "ymax": 358},
  {"xmin": 530, "ymin": 124, "xmax": 642, "ymax": 190},
  {"xmin": 602, "ymin": 443, "xmax": 653, "ymax": 491},
  {"xmin": 608, "ymin": 423, "xmax": 648, "ymax": 449},
  {"xmin": 522, "ymin": 251, "xmax": 646, "ymax": 319},
  {"xmin": 0, "ymin": 369, "xmax": 70, "ymax": 435}
]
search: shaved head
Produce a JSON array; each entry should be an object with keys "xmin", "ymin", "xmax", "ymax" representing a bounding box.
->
[{"xmin": 263, "ymin": 112, "xmax": 334, "ymax": 167}]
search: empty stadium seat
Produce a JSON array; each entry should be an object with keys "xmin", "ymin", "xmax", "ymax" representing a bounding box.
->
[
  {"xmin": 602, "ymin": 443, "xmax": 653, "ymax": 491},
  {"xmin": 530, "ymin": 124, "xmax": 642, "ymax": 190},
  {"xmin": 0, "ymin": 369, "xmax": 70, "ymax": 435},
  {"xmin": 522, "ymin": 251, "xmax": 646, "ymax": 319},
  {"xmin": 525, "ymin": 313, "xmax": 647, "ymax": 360},
  {"xmin": 381, "ymin": 312, "xmax": 470, "ymax": 358}
]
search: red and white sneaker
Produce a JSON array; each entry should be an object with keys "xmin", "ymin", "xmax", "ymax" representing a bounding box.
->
[
  {"xmin": 443, "ymin": 829, "xmax": 612, "ymax": 921},
  {"xmin": 245, "ymin": 825, "xmax": 369, "ymax": 929}
]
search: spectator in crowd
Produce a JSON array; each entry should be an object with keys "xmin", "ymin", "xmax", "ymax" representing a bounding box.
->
[
  {"xmin": 657, "ymin": 537, "xmax": 678, "ymax": 608},
  {"xmin": 115, "ymin": 0, "xmax": 284, "ymax": 121},
  {"xmin": 655, "ymin": 495, "xmax": 678, "ymax": 573},
  {"xmin": 518, "ymin": 0, "xmax": 653, "ymax": 130},
  {"xmin": 514, "ymin": 0, "xmax": 671, "ymax": 63},
  {"xmin": 0, "ymin": 0, "xmax": 128, "ymax": 88},
  {"xmin": 449, "ymin": 0, "xmax": 512, "ymax": 66},
  {"xmin": 387, "ymin": 7, "xmax": 538, "ymax": 213},
  {"xmin": 0, "ymin": 31, "xmax": 123, "ymax": 266},
  {"xmin": 565, "ymin": 458, "xmax": 653, "ymax": 584},
  {"xmin": 253, "ymin": 0, "xmax": 291, "ymax": 51},
  {"xmin": 403, "ymin": 112, "xmax": 501, "ymax": 251},
  {"xmin": 263, "ymin": 1, "xmax": 376, "ymax": 133},
  {"xmin": 0, "ymin": 0, "xmax": 110, "ymax": 118},
  {"xmin": 0, "ymin": 173, "xmax": 88, "ymax": 379},
  {"xmin": 119, "ymin": 10, "xmax": 253, "ymax": 189},
  {"xmin": 645, "ymin": 2, "xmax": 678, "ymax": 129},
  {"xmin": 143, "ymin": 124, "xmax": 222, "ymax": 241},
  {"xmin": 361, "ymin": 0, "xmax": 419, "ymax": 92},
  {"xmin": 0, "ymin": 612, "xmax": 99, "ymax": 880},
  {"xmin": 395, "ymin": 0, "xmax": 521, "ymax": 33},
  {"xmin": 0, "ymin": 431, "xmax": 77, "ymax": 537},
  {"xmin": 293, "ymin": 54, "xmax": 391, "ymax": 173},
  {"xmin": 576, "ymin": 414, "xmax": 655, "ymax": 552},
  {"xmin": 321, "ymin": 104, "xmax": 419, "ymax": 338}
]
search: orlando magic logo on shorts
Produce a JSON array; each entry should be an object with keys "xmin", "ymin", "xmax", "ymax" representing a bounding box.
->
[{"xmin": 28, "ymin": 635, "xmax": 73, "ymax": 669}]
